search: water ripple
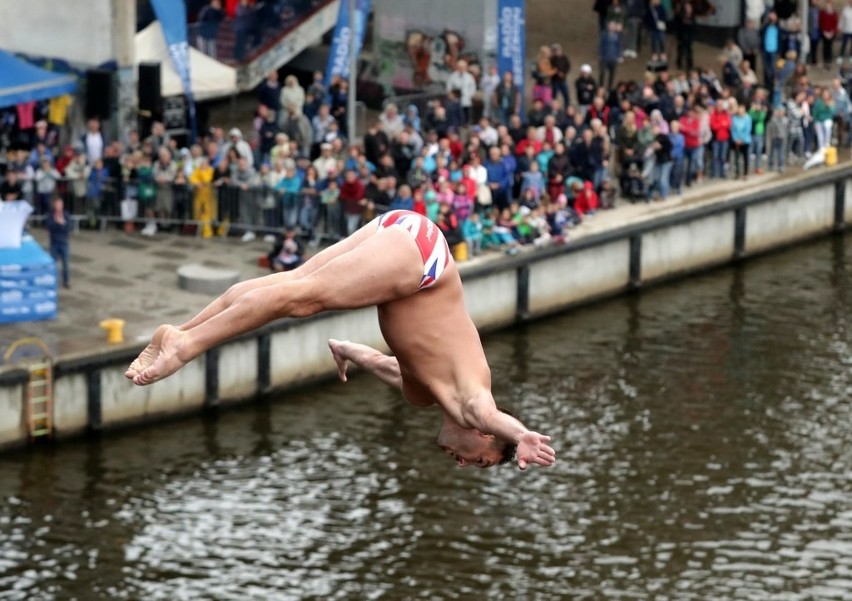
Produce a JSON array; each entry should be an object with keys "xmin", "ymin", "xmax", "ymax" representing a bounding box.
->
[{"xmin": 0, "ymin": 239, "xmax": 851, "ymax": 599}]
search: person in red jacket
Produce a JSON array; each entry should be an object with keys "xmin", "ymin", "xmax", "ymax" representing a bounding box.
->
[
  {"xmin": 820, "ymin": 1, "xmax": 840, "ymax": 67},
  {"xmin": 573, "ymin": 180, "xmax": 599, "ymax": 216},
  {"xmin": 679, "ymin": 106, "xmax": 702, "ymax": 185},
  {"xmin": 339, "ymin": 169, "xmax": 366, "ymax": 236},
  {"xmin": 412, "ymin": 187, "xmax": 428, "ymax": 216},
  {"xmin": 709, "ymin": 101, "xmax": 732, "ymax": 179},
  {"xmin": 515, "ymin": 127, "xmax": 543, "ymax": 156}
]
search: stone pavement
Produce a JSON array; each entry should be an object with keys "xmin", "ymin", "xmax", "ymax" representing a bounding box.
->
[
  {"xmin": 2, "ymin": 156, "xmax": 827, "ymax": 365},
  {"xmin": 2, "ymin": 227, "xmax": 276, "ymax": 359}
]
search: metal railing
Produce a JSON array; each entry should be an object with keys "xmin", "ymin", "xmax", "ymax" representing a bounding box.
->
[
  {"xmin": 22, "ymin": 176, "xmax": 383, "ymax": 242},
  {"xmin": 381, "ymin": 91, "xmax": 453, "ymax": 125}
]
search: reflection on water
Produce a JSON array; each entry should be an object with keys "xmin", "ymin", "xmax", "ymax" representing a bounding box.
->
[{"xmin": 1, "ymin": 237, "xmax": 852, "ymax": 600}]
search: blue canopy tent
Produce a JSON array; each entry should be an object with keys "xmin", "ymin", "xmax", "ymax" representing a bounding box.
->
[{"xmin": 0, "ymin": 49, "xmax": 77, "ymax": 108}]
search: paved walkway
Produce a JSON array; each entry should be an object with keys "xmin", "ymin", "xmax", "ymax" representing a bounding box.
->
[{"xmin": 1, "ymin": 159, "xmax": 826, "ymax": 364}]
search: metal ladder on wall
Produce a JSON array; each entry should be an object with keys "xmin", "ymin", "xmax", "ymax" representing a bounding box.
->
[{"xmin": 3, "ymin": 338, "xmax": 54, "ymax": 440}]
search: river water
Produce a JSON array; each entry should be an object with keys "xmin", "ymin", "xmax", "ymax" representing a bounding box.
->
[{"xmin": 1, "ymin": 236, "xmax": 851, "ymax": 601}]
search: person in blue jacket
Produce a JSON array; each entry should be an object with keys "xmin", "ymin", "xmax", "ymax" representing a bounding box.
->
[
  {"xmin": 730, "ymin": 103, "xmax": 753, "ymax": 179},
  {"xmin": 44, "ymin": 196, "xmax": 72, "ymax": 289}
]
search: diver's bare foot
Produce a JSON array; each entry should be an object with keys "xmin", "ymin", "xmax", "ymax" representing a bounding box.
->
[
  {"xmin": 131, "ymin": 325, "xmax": 190, "ymax": 386},
  {"xmin": 328, "ymin": 339, "xmax": 350, "ymax": 382},
  {"xmin": 126, "ymin": 326, "xmax": 168, "ymax": 380}
]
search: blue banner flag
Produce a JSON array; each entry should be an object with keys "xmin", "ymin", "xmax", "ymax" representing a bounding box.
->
[
  {"xmin": 150, "ymin": 0, "xmax": 197, "ymax": 141},
  {"xmin": 497, "ymin": 0, "xmax": 526, "ymax": 113},
  {"xmin": 324, "ymin": 0, "xmax": 372, "ymax": 88}
]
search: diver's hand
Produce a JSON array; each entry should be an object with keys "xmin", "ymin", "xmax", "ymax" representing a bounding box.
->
[{"xmin": 516, "ymin": 432, "xmax": 556, "ymax": 470}]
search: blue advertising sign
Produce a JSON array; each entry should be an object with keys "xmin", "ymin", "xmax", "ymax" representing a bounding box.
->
[
  {"xmin": 0, "ymin": 236, "xmax": 57, "ymax": 324},
  {"xmin": 497, "ymin": 0, "xmax": 526, "ymax": 113},
  {"xmin": 325, "ymin": 0, "xmax": 372, "ymax": 87},
  {"xmin": 150, "ymin": 0, "xmax": 198, "ymax": 140}
]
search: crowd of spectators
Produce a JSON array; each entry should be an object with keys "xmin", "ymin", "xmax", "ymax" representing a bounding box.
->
[{"xmin": 2, "ymin": 0, "xmax": 852, "ymax": 263}]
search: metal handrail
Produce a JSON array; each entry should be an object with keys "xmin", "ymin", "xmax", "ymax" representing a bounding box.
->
[{"xmin": 4, "ymin": 337, "xmax": 52, "ymax": 365}]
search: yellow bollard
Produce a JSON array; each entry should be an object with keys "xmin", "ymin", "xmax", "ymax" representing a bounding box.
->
[
  {"xmin": 825, "ymin": 146, "xmax": 838, "ymax": 167},
  {"xmin": 452, "ymin": 242, "xmax": 469, "ymax": 262},
  {"xmin": 99, "ymin": 319, "xmax": 126, "ymax": 344}
]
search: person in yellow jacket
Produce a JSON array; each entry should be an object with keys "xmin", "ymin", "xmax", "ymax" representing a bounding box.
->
[{"xmin": 189, "ymin": 158, "xmax": 216, "ymax": 238}]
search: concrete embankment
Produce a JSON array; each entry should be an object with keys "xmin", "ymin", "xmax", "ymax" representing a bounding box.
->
[{"xmin": 1, "ymin": 164, "xmax": 850, "ymax": 450}]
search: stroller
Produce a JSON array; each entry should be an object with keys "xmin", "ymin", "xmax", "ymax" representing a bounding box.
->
[{"xmin": 620, "ymin": 153, "xmax": 646, "ymax": 203}]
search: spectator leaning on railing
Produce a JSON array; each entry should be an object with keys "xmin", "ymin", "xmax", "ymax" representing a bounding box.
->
[{"xmin": 196, "ymin": 0, "xmax": 225, "ymax": 59}]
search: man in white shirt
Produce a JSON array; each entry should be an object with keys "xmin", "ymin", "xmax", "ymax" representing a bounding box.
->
[
  {"xmin": 222, "ymin": 128, "xmax": 255, "ymax": 167},
  {"xmin": 476, "ymin": 117, "xmax": 499, "ymax": 147},
  {"xmin": 445, "ymin": 60, "xmax": 477, "ymax": 124},
  {"xmin": 82, "ymin": 118, "xmax": 105, "ymax": 164},
  {"xmin": 312, "ymin": 143, "xmax": 338, "ymax": 180},
  {"xmin": 479, "ymin": 64, "xmax": 500, "ymax": 120},
  {"xmin": 536, "ymin": 115, "xmax": 564, "ymax": 146}
]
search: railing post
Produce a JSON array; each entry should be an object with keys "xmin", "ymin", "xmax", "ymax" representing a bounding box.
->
[
  {"xmin": 258, "ymin": 333, "xmax": 271, "ymax": 395},
  {"xmin": 629, "ymin": 234, "xmax": 642, "ymax": 288},
  {"xmin": 205, "ymin": 348, "xmax": 219, "ymax": 410},
  {"xmin": 734, "ymin": 206, "xmax": 747, "ymax": 260},
  {"xmin": 834, "ymin": 179, "xmax": 846, "ymax": 232},
  {"xmin": 87, "ymin": 369, "xmax": 102, "ymax": 434},
  {"xmin": 516, "ymin": 264, "xmax": 530, "ymax": 321}
]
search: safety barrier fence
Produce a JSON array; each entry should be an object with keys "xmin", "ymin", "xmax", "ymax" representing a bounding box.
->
[
  {"xmin": 24, "ymin": 175, "xmax": 386, "ymax": 241},
  {"xmin": 382, "ymin": 90, "xmax": 461, "ymax": 123}
]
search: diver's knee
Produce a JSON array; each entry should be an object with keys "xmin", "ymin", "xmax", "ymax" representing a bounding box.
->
[{"xmin": 225, "ymin": 281, "xmax": 251, "ymax": 303}]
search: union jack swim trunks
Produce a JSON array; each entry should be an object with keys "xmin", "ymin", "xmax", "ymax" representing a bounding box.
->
[{"xmin": 376, "ymin": 210, "xmax": 451, "ymax": 290}]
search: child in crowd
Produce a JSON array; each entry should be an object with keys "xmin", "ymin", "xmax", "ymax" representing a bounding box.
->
[
  {"xmin": 277, "ymin": 164, "xmax": 303, "ymax": 229},
  {"xmin": 573, "ymin": 181, "xmax": 599, "ymax": 217},
  {"xmin": 461, "ymin": 210, "xmax": 484, "ymax": 257},
  {"xmin": 452, "ymin": 182, "xmax": 474, "ymax": 222},
  {"xmin": 448, "ymin": 160, "xmax": 463, "ymax": 182},
  {"xmin": 412, "ymin": 187, "xmax": 428, "ymax": 216},
  {"xmin": 668, "ymin": 120, "xmax": 686, "ymax": 195},
  {"xmin": 172, "ymin": 169, "xmax": 191, "ymax": 223},
  {"xmin": 598, "ymin": 179, "xmax": 618, "ymax": 209},
  {"xmin": 480, "ymin": 210, "xmax": 500, "ymax": 250},
  {"xmin": 390, "ymin": 184, "xmax": 414, "ymax": 211},
  {"xmin": 493, "ymin": 207, "xmax": 521, "ymax": 250},
  {"xmin": 512, "ymin": 204, "xmax": 535, "ymax": 244},
  {"xmin": 424, "ymin": 189, "xmax": 440, "ymax": 222},
  {"xmin": 435, "ymin": 179, "xmax": 455, "ymax": 206},
  {"xmin": 535, "ymin": 141, "xmax": 554, "ymax": 173},
  {"xmin": 137, "ymin": 154, "xmax": 158, "ymax": 236},
  {"xmin": 268, "ymin": 229, "xmax": 303, "ymax": 272},
  {"xmin": 436, "ymin": 202, "xmax": 463, "ymax": 247},
  {"xmin": 86, "ymin": 158, "xmax": 109, "ymax": 228},
  {"xmin": 320, "ymin": 176, "xmax": 341, "ymax": 240},
  {"xmin": 786, "ymin": 92, "xmax": 807, "ymax": 163},
  {"xmin": 730, "ymin": 104, "xmax": 753, "ymax": 180},
  {"xmin": 767, "ymin": 106, "xmax": 789, "ymax": 173},
  {"xmin": 64, "ymin": 150, "xmax": 90, "ymax": 215},
  {"xmin": 520, "ymin": 188, "xmax": 540, "ymax": 211},
  {"xmin": 34, "ymin": 157, "xmax": 62, "ymax": 215},
  {"xmin": 520, "ymin": 160, "xmax": 545, "ymax": 204},
  {"xmin": 527, "ymin": 206, "xmax": 552, "ymax": 246},
  {"xmin": 748, "ymin": 97, "xmax": 768, "ymax": 174}
]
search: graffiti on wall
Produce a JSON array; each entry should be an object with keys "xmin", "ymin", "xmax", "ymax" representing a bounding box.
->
[{"xmin": 406, "ymin": 29, "xmax": 473, "ymax": 87}]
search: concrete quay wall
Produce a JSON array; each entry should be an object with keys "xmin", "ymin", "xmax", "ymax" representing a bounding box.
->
[{"xmin": 1, "ymin": 166, "xmax": 849, "ymax": 450}]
